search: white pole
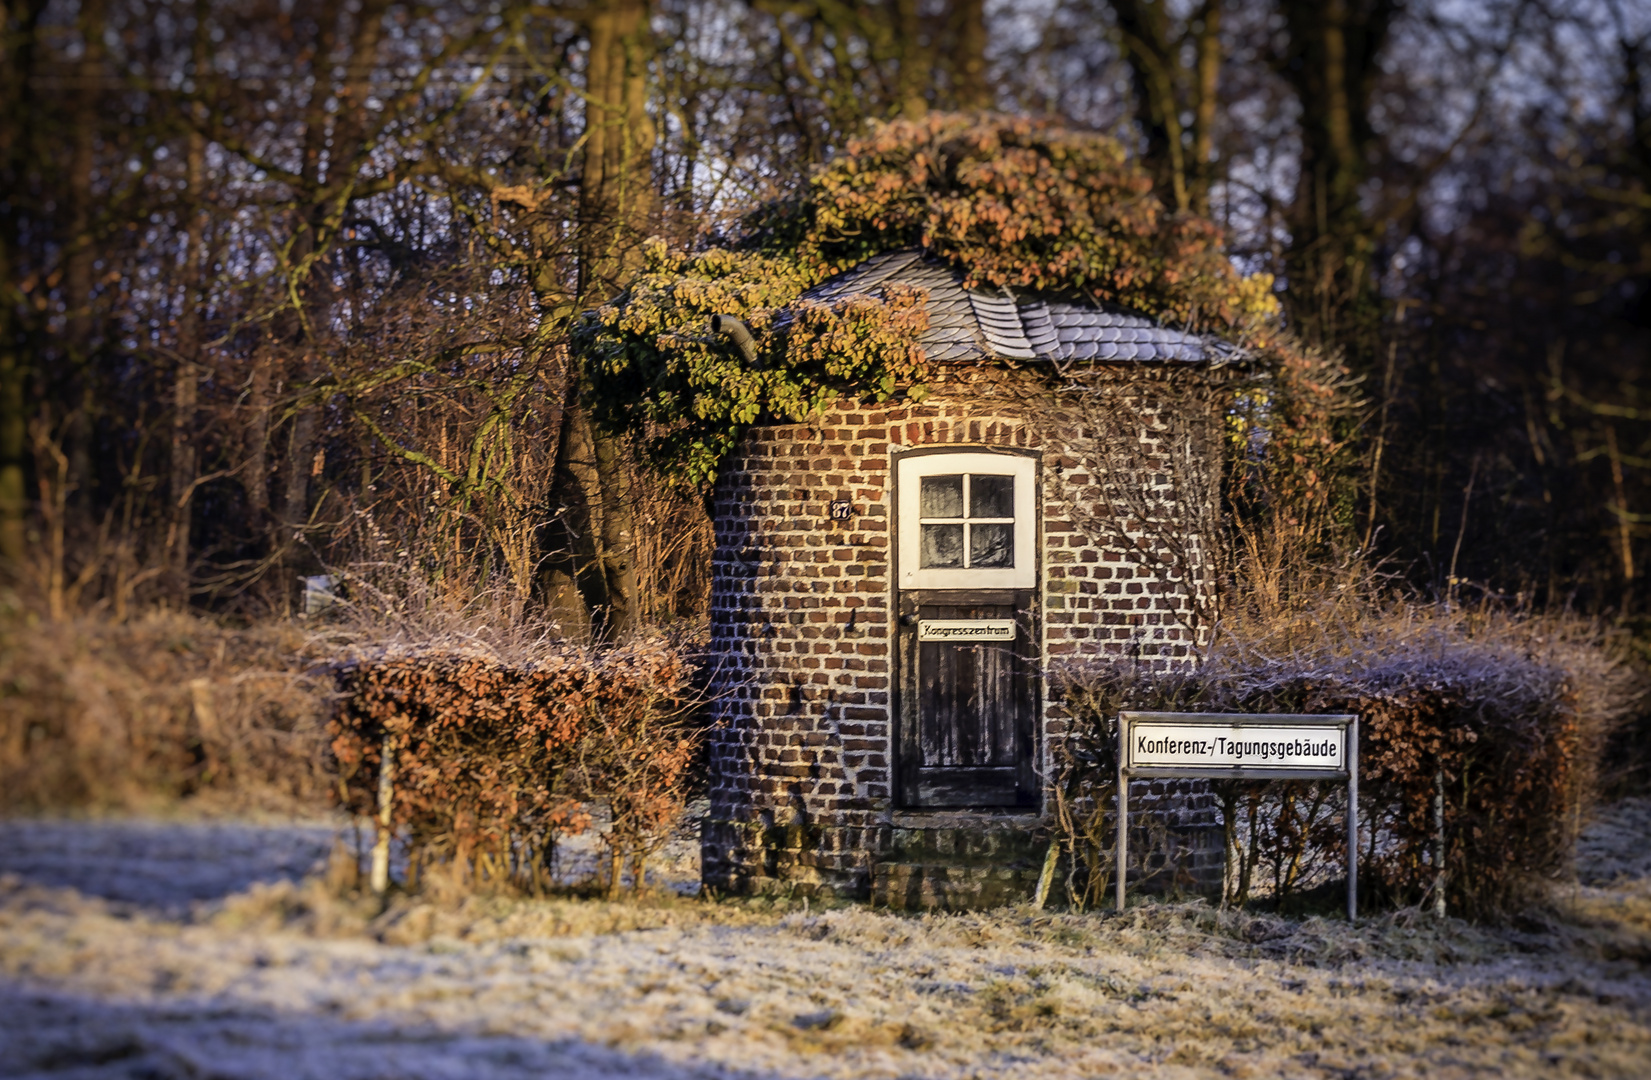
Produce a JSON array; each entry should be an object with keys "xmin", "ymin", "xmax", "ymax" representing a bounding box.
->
[
  {"xmin": 1346, "ymin": 716, "xmax": 1359, "ymax": 922},
  {"xmin": 370, "ymin": 733, "xmax": 396, "ymax": 895},
  {"xmin": 1434, "ymin": 766, "xmax": 1447, "ymax": 919},
  {"xmin": 1116, "ymin": 715, "xmax": 1128, "ymax": 913}
]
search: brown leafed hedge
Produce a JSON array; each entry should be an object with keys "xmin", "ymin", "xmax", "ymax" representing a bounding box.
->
[
  {"xmin": 1052, "ymin": 603, "xmax": 1640, "ymax": 920},
  {"xmin": 330, "ymin": 638, "xmax": 702, "ymax": 895}
]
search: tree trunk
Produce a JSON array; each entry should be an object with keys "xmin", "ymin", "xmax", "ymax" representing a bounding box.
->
[
  {"xmin": 579, "ymin": 0, "xmax": 655, "ymax": 300},
  {"xmin": 1275, "ymin": 0, "xmax": 1396, "ymax": 362},
  {"xmin": 167, "ymin": 44, "xmax": 210, "ymax": 605},
  {"xmin": 280, "ymin": 0, "xmax": 388, "ymax": 544},
  {"xmin": 1113, "ymin": 0, "xmax": 1188, "ymax": 211},
  {"xmin": 0, "ymin": 304, "xmax": 21, "ymax": 565},
  {"xmin": 1111, "ymin": 0, "xmax": 1225, "ymax": 215},
  {"xmin": 0, "ymin": 0, "xmax": 48, "ymax": 565},
  {"xmin": 592, "ymin": 425, "xmax": 639, "ymax": 636},
  {"xmin": 894, "ymin": 0, "xmax": 930, "ymax": 120},
  {"xmin": 949, "ymin": 0, "xmax": 989, "ymax": 112},
  {"xmin": 541, "ymin": 401, "xmax": 603, "ymax": 638},
  {"xmin": 61, "ymin": 0, "xmax": 106, "ymax": 510},
  {"xmin": 1190, "ymin": 0, "xmax": 1222, "ymax": 217},
  {"xmin": 282, "ymin": 378, "xmax": 319, "ymax": 532},
  {"xmin": 0, "ymin": 223, "xmax": 22, "ymax": 567},
  {"xmin": 243, "ymin": 355, "xmax": 273, "ymax": 518},
  {"xmin": 569, "ymin": 0, "xmax": 655, "ymax": 637}
]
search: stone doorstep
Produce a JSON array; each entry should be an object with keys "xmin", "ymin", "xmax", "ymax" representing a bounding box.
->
[
  {"xmin": 886, "ymin": 824, "xmax": 1048, "ymax": 866},
  {"xmin": 871, "ymin": 860, "xmax": 1045, "ymax": 911}
]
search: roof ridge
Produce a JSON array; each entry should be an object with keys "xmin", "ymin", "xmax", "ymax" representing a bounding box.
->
[{"xmin": 787, "ymin": 249, "xmax": 1215, "ymax": 365}]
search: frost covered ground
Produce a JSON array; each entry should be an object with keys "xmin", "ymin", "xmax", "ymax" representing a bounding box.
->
[{"xmin": 2, "ymin": 804, "xmax": 1650, "ymax": 1079}]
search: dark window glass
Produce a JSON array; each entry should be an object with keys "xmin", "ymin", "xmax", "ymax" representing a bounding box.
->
[
  {"xmin": 970, "ymin": 474, "xmax": 1014, "ymax": 518},
  {"xmin": 921, "ymin": 523, "xmax": 964, "ymax": 567},
  {"xmin": 970, "ymin": 523, "xmax": 1013, "ymax": 568},
  {"xmin": 920, "ymin": 474, "xmax": 964, "ymax": 518}
]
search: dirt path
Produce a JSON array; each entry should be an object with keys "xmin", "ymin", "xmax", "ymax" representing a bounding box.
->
[{"xmin": 2, "ymin": 805, "xmax": 1649, "ymax": 1079}]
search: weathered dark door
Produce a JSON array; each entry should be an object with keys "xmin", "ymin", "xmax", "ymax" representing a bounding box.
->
[
  {"xmin": 896, "ymin": 452, "xmax": 1040, "ymax": 809},
  {"xmin": 897, "ymin": 591, "xmax": 1038, "ymax": 807}
]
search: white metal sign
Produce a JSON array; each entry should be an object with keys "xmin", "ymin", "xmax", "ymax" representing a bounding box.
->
[
  {"xmin": 917, "ymin": 619, "xmax": 1016, "ymax": 642},
  {"xmin": 1128, "ymin": 720, "xmax": 1346, "ymax": 772},
  {"xmin": 1116, "ymin": 711, "xmax": 1360, "ymax": 921}
]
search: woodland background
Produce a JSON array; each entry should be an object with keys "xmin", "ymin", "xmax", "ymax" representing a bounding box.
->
[{"xmin": 2, "ymin": 0, "xmax": 1650, "ymax": 805}]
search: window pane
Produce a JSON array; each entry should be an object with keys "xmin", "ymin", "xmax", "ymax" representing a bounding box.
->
[
  {"xmin": 970, "ymin": 523, "xmax": 1013, "ymax": 568},
  {"xmin": 921, "ymin": 523, "xmax": 964, "ymax": 568},
  {"xmin": 920, "ymin": 474, "xmax": 964, "ymax": 518},
  {"xmin": 970, "ymin": 474, "xmax": 1014, "ymax": 518}
]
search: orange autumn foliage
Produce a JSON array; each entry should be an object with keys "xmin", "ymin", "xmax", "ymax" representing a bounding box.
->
[
  {"xmin": 330, "ymin": 639, "xmax": 701, "ymax": 894},
  {"xmin": 784, "ymin": 113, "xmax": 1280, "ymax": 332}
]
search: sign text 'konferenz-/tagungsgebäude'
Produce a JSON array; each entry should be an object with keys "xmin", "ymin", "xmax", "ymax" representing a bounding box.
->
[{"xmin": 1128, "ymin": 721, "xmax": 1346, "ymax": 771}]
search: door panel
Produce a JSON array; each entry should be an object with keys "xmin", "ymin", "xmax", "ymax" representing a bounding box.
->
[
  {"xmin": 898, "ymin": 593, "xmax": 1037, "ymax": 808},
  {"xmin": 919, "ymin": 603, "xmax": 1018, "ymax": 766}
]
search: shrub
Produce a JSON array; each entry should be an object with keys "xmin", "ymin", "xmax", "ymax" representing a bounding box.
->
[
  {"xmin": 1051, "ymin": 600, "xmax": 1641, "ymax": 920},
  {"xmin": 328, "ymin": 637, "xmax": 702, "ymax": 895}
]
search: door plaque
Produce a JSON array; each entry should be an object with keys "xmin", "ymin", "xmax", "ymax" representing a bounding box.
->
[{"xmin": 917, "ymin": 619, "xmax": 1016, "ymax": 642}]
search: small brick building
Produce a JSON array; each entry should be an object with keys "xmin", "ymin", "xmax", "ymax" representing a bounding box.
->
[{"xmin": 700, "ymin": 249, "xmax": 1226, "ymax": 907}]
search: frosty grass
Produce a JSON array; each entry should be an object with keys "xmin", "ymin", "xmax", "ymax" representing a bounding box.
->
[{"xmin": 2, "ymin": 803, "xmax": 1650, "ymax": 1079}]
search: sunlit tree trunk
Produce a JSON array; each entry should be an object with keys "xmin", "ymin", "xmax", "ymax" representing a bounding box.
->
[
  {"xmin": 1190, "ymin": 1, "xmax": 1222, "ymax": 217},
  {"xmin": 578, "ymin": 0, "xmax": 656, "ymax": 299},
  {"xmin": 563, "ymin": 0, "xmax": 654, "ymax": 638}
]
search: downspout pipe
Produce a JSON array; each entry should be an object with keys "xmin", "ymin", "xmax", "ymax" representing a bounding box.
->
[{"xmin": 711, "ymin": 314, "xmax": 759, "ymax": 366}]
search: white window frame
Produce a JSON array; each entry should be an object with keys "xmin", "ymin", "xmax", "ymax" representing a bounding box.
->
[{"xmin": 897, "ymin": 451, "xmax": 1036, "ymax": 590}]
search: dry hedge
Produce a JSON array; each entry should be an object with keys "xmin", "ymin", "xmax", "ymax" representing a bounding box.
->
[
  {"xmin": 329, "ymin": 638, "xmax": 703, "ymax": 895},
  {"xmin": 1052, "ymin": 603, "xmax": 1642, "ymax": 920}
]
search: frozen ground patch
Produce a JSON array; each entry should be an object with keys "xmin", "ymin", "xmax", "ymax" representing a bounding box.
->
[
  {"xmin": 0, "ymin": 819, "xmax": 338, "ymax": 915},
  {"xmin": 0, "ymin": 803, "xmax": 1649, "ymax": 1078},
  {"xmin": 0, "ymin": 987, "xmax": 763, "ymax": 1080},
  {"xmin": 0, "ymin": 806, "xmax": 705, "ymax": 913}
]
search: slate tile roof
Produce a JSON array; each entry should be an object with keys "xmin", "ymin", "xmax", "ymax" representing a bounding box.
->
[{"xmin": 794, "ymin": 248, "xmax": 1228, "ymax": 364}]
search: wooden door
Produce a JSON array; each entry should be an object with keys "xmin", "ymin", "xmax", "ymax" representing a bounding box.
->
[{"xmin": 897, "ymin": 590, "xmax": 1037, "ymax": 808}]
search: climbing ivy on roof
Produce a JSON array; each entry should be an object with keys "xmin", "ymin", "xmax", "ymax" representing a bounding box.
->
[
  {"xmin": 577, "ymin": 243, "xmax": 930, "ymax": 485},
  {"xmin": 578, "ymin": 113, "xmax": 1284, "ymax": 483}
]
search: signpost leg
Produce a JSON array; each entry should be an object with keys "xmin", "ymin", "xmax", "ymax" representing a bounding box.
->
[
  {"xmin": 1346, "ymin": 716, "xmax": 1359, "ymax": 923},
  {"xmin": 1433, "ymin": 767, "xmax": 1447, "ymax": 920},
  {"xmin": 1116, "ymin": 729, "xmax": 1128, "ymax": 913}
]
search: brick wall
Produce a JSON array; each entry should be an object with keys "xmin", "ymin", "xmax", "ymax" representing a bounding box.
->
[{"xmin": 701, "ymin": 365, "xmax": 1223, "ymax": 901}]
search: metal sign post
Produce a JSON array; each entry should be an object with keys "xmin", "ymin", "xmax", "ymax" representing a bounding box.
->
[{"xmin": 1115, "ymin": 711, "xmax": 1360, "ymax": 921}]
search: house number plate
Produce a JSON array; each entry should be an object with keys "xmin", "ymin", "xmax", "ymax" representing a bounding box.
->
[{"xmin": 917, "ymin": 619, "xmax": 1016, "ymax": 642}]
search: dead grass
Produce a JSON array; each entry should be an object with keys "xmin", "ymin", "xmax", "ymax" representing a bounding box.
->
[{"xmin": 0, "ymin": 590, "xmax": 333, "ymax": 814}]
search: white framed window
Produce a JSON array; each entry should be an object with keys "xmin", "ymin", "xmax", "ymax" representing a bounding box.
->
[{"xmin": 897, "ymin": 452, "xmax": 1036, "ymax": 590}]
